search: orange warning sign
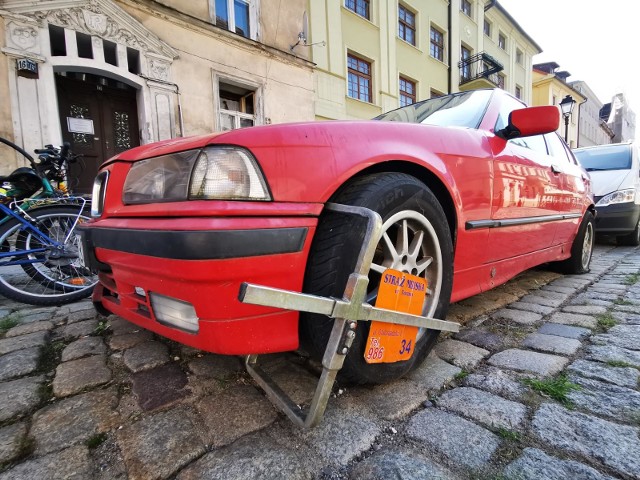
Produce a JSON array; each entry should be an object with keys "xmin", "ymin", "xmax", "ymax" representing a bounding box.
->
[{"xmin": 364, "ymin": 269, "xmax": 428, "ymax": 364}]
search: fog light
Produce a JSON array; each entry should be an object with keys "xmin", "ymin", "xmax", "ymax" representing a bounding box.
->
[{"xmin": 149, "ymin": 293, "xmax": 199, "ymax": 333}]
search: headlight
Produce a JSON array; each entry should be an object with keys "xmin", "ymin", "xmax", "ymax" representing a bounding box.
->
[
  {"xmin": 91, "ymin": 171, "xmax": 109, "ymax": 217},
  {"xmin": 123, "ymin": 147, "xmax": 270, "ymax": 204},
  {"xmin": 189, "ymin": 147, "xmax": 270, "ymax": 200},
  {"xmin": 596, "ymin": 188, "xmax": 636, "ymax": 207}
]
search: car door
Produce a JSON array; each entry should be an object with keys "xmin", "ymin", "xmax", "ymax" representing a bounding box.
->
[
  {"xmin": 545, "ymin": 132, "xmax": 588, "ymax": 245},
  {"xmin": 487, "ymin": 98, "xmax": 563, "ymax": 262}
]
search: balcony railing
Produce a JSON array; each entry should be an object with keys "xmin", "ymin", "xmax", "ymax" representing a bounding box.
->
[{"xmin": 458, "ymin": 52, "xmax": 504, "ymax": 86}]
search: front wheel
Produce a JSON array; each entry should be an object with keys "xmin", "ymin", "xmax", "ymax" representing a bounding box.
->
[
  {"xmin": 0, "ymin": 205, "xmax": 97, "ymax": 306},
  {"xmin": 556, "ymin": 211, "xmax": 595, "ymax": 274},
  {"xmin": 300, "ymin": 173, "xmax": 454, "ymax": 385}
]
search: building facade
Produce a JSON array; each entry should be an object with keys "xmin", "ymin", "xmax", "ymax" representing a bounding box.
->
[
  {"xmin": 531, "ymin": 62, "xmax": 585, "ymax": 149},
  {"xmin": 569, "ymin": 80, "xmax": 613, "ymax": 147},
  {"xmin": 0, "ymin": 0, "xmax": 315, "ymax": 192},
  {"xmin": 602, "ymin": 93, "xmax": 636, "ymax": 143},
  {"xmin": 306, "ymin": 0, "xmax": 541, "ymax": 121}
]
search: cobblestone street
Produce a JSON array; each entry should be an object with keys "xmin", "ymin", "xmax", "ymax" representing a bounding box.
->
[{"xmin": 1, "ymin": 244, "xmax": 639, "ymax": 479}]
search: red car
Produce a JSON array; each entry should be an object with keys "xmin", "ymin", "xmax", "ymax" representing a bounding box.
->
[{"xmin": 81, "ymin": 89, "xmax": 594, "ymax": 384}]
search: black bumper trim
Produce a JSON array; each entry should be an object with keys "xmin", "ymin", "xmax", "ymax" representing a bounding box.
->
[
  {"xmin": 465, "ymin": 213, "xmax": 581, "ymax": 230},
  {"xmin": 81, "ymin": 226, "xmax": 308, "ymax": 260}
]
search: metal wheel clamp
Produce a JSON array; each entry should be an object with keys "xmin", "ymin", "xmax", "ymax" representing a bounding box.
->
[{"xmin": 238, "ymin": 202, "xmax": 460, "ymax": 428}]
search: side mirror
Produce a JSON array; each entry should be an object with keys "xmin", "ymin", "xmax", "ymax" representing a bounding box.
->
[{"xmin": 497, "ymin": 105, "xmax": 560, "ymax": 140}]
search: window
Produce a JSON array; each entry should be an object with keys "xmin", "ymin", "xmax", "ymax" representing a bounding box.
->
[
  {"xmin": 498, "ymin": 32, "xmax": 506, "ymax": 50},
  {"xmin": 483, "ymin": 19, "xmax": 491, "ymax": 37},
  {"xmin": 497, "ymin": 73, "xmax": 505, "ymax": 89},
  {"xmin": 76, "ymin": 32, "xmax": 93, "ymax": 59},
  {"xmin": 545, "ymin": 133, "xmax": 572, "ymax": 161},
  {"xmin": 218, "ymin": 80, "xmax": 256, "ymax": 131},
  {"xmin": 515, "ymin": 85, "xmax": 522, "ymax": 99},
  {"xmin": 214, "ymin": 0, "xmax": 255, "ymax": 39},
  {"xmin": 399, "ymin": 77, "xmax": 416, "ymax": 106},
  {"xmin": 430, "ymin": 26, "xmax": 444, "ymax": 62},
  {"xmin": 460, "ymin": 45, "xmax": 471, "ymax": 82},
  {"xmin": 398, "ymin": 5, "xmax": 416, "ymax": 46},
  {"xmin": 345, "ymin": 0, "xmax": 370, "ymax": 20},
  {"xmin": 347, "ymin": 54, "xmax": 372, "ymax": 103},
  {"xmin": 376, "ymin": 90, "xmax": 493, "ymax": 129},
  {"xmin": 552, "ymin": 95, "xmax": 557, "ymax": 105},
  {"xmin": 461, "ymin": 0, "xmax": 472, "ymax": 16},
  {"xmin": 48, "ymin": 25, "xmax": 66, "ymax": 56},
  {"xmin": 127, "ymin": 48, "xmax": 140, "ymax": 74},
  {"xmin": 516, "ymin": 48, "xmax": 523, "ymax": 65},
  {"xmin": 103, "ymin": 40, "xmax": 117, "ymax": 67}
]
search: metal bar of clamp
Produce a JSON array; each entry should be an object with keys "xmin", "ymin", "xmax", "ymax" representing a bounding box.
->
[{"xmin": 239, "ymin": 202, "xmax": 460, "ymax": 428}]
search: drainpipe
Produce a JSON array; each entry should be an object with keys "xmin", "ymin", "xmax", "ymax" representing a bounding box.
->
[
  {"xmin": 448, "ymin": 0, "xmax": 452, "ymax": 93},
  {"xmin": 138, "ymin": 75, "xmax": 185, "ymax": 138},
  {"xmin": 576, "ymin": 98, "xmax": 587, "ymax": 148}
]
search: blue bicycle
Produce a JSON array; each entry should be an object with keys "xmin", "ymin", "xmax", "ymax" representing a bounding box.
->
[
  {"xmin": 0, "ymin": 198, "xmax": 97, "ymax": 305},
  {"xmin": 0, "ymin": 138, "xmax": 96, "ymax": 305}
]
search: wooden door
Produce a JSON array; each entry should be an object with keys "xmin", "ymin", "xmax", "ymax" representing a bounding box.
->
[{"xmin": 56, "ymin": 75, "xmax": 139, "ymax": 194}]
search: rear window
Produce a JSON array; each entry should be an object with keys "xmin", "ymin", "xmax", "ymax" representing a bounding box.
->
[{"xmin": 574, "ymin": 144, "xmax": 632, "ymax": 171}]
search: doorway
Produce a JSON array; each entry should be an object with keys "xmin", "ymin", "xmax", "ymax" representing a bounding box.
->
[{"xmin": 55, "ymin": 73, "xmax": 140, "ymax": 194}]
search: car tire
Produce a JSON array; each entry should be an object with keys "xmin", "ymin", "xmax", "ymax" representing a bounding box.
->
[
  {"xmin": 300, "ymin": 173, "xmax": 454, "ymax": 385},
  {"xmin": 556, "ymin": 211, "xmax": 595, "ymax": 274},
  {"xmin": 616, "ymin": 216, "xmax": 640, "ymax": 246}
]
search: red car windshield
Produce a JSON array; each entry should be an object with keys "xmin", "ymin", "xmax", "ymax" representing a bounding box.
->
[{"xmin": 375, "ymin": 89, "xmax": 493, "ymax": 129}]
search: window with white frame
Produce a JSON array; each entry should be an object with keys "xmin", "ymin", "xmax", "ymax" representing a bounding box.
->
[
  {"xmin": 516, "ymin": 48, "xmax": 523, "ymax": 65},
  {"xmin": 218, "ymin": 80, "xmax": 258, "ymax": 131},
  {"xmin": 498, "ymin": 32, "xmax": 506, "ymax": 50},
  {"xmin": 212, "ymin": 0, "xmax": 257, "ymax": 39},
  {"xmin": 483, "ymin": 18, "xmax": 491, "ymax": 37},
  {"xmin": 461, "ymin": 0, "xmax": 472, "ymax": 17}
]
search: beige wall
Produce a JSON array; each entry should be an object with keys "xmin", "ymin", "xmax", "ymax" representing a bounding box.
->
[
  {"xmin": 120, "ymin": 0, "xmax": 315, "ymax": 132},
  {"xmin": 0, "ymin": 0, "xmax": 315, "ymax": 173},
  {"xmin": 0, "ymin": 19, "xmax": 22, "ymax": 168}
]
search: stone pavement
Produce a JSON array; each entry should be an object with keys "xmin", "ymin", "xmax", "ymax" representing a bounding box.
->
[{"xmin": 1, "ymin": 244, "xmax": 639, "ymax": 479}]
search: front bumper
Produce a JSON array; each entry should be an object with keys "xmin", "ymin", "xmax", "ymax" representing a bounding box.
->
[
  {"xmin": 594, "ymin": 202, "xmax": 640, "ymax": 234},
  {"xmin": 80, "ymin": 216, "xmax": 317, "ymax": 355}
]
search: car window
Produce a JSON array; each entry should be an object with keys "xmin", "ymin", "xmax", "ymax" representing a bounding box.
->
[
  {"xmin": 573, "ymin": 144, "xmax": 632, "ymax": 171},
  {"xmin": 511, "ymin": 134, "xmax": 548, "ymax": 154},
  {"xmin": 495, "ymin": 95, "xmax": 548, "ymax": 155},
  {"xmin": 545, "ymin": 133, "xmax": 572, "ymax": 163},
  {"xmin": 561, "ymin": 140, "xmax": 579, "ymax": 165},
  {"xmin": 375, "ymin": 90, "xmax": 493, "ymax": 129}
]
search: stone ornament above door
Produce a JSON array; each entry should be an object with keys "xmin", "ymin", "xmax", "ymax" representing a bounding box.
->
[{"xmin": 2, "ymin": 0, "xmax": 178, "ymax": 72}]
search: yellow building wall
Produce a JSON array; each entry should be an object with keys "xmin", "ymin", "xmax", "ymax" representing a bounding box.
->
[
  {"xmin": 532, "ymin": 71, "xmax": 585, "ymax": 148},
  {"xmin": 310, "ymin": 0, "xmax": 451, "ymax": 120},
  {"xmin": 310, "ymin": 0, "xmax": 541, "ymax": 121}
]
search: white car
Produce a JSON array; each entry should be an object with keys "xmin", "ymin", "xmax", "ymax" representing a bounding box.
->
[{"xmin": 574, "ymin": 142, "xmax": 640, "ymax": 245}]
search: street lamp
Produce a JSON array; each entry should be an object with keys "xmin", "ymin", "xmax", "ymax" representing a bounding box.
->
[{"xmin": 559, "ymin": 94, "xmax": 576, "ymax": 143}]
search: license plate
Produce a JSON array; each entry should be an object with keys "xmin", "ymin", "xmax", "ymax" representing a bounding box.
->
[{"xmin": 364, "ymin": 269, "xmax": 428, "ymax": 364}]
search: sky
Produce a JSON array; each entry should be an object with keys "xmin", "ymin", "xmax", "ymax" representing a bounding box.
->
[{"xmin": 497, "ymin": 0, "xmax": 639, "ymax": 114}]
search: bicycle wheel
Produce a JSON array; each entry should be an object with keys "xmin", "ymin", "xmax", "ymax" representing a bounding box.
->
[{"xmin": 0, "ymin": 205, "xmax": 97, "ymax": 306}]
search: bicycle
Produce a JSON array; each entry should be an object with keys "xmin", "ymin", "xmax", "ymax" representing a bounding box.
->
[
  {"xmin": 0, "ymin": 137, "xmax": 84, "ymax": 217},
  {"xmin": 0, "ymin": 197, "xmax": 97, "ymax": 306}
]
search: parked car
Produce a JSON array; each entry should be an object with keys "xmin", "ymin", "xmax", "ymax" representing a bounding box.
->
[
  {"xmin": 573, "ymin": 142, "xmax": 640, "ymax": 245},
  {"xmin": 80, "ymin": 89, "xmax": 594, "ymax": 385}
]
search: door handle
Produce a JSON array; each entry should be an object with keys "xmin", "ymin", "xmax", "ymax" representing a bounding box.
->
[{"xmin": 550, "ymin": 164, "xmax": 561, "ymax": 174}]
